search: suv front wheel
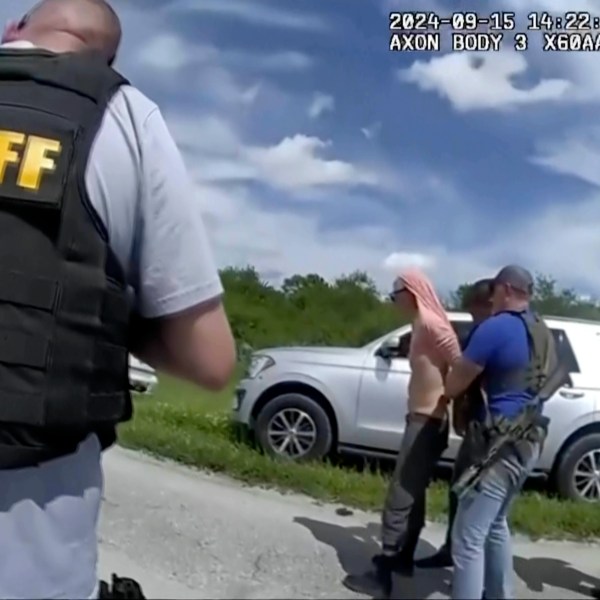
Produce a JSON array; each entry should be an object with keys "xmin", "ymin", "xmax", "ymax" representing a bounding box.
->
[{"xmin": 255, "ymin": 393, "xmax": 333, "ymax": 462}]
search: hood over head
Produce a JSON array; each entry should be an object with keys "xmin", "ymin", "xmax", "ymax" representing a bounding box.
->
[{"xmin": 398, "ymin": 267, "xmax": 453, "ymax": 329}]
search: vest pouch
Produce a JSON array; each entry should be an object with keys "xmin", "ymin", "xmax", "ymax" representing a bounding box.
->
[{"xmin": 0, "ymin": 270, "xmax": 58, "ymax": 426}]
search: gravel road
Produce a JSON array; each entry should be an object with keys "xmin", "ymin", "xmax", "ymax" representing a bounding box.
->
[{"xmin": 98, "ymin": 447, "xmax": 600, "ymax": 599}]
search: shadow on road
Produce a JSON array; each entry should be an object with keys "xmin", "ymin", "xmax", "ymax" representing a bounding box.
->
[
  {"xmin": 514, "ymin": 556, "xmax": 600, "ymax": 598},
  {"xmin": 294, "ymin": 516, "xmax": 451, "ymax": 599},
  {"xmin": 294, "ymin": 516, "xmax": 600, "ymax": 599}
]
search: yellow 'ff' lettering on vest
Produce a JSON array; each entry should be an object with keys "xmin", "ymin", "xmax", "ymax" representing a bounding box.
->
[{"xmin": 0, "ymin": 130, "xmax": 62, "ymax": 191}]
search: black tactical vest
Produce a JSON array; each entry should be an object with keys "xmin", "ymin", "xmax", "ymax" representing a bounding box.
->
[
  {"xmin": 0, "ymin": 49, "xmax": 133, "ymax": 469},
  {"xmin": 485, "ymin": 310, "xmax": 557, "ymax": 399}
]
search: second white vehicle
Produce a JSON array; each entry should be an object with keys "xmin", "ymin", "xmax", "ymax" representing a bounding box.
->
[{"xmin": 129, "ymin": 355, "xmax": 158, "ymax": 394}]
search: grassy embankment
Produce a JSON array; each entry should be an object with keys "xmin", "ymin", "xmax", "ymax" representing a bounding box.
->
[{"xmin": 119, "ymin": 376, "xmax": 600, "ymax": 541}]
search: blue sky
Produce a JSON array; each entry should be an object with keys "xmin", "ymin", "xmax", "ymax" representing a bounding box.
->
[{"xmin": 3, "ymin": 0, "xmax": 600, "ymax": 295}]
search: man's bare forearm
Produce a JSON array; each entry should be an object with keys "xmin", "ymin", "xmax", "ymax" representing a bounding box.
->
[
  {"xmin": 129, "ymin": 311, "xmax": 236, "ymax": 389},
  {"xmin": 129, "ymin": 297, "xmax": 237, "ymax": 391},
  {"xmin": 129, "ymin": 316, "xmax": 190, "ymax": 381}
]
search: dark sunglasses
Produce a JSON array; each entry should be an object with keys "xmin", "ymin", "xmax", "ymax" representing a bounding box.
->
[
  {"xmin": 388, "ymin": 287, "xmax": 407, "ymax": 302},
  {"xmin": 16, "ymin": 12, "xmax": 30, "ymax": 30}
]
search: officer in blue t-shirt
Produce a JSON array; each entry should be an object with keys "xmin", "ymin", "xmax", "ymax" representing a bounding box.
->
[{"xmin": 444, "ymin": 265, "xmax": 553, "ymax": 600}]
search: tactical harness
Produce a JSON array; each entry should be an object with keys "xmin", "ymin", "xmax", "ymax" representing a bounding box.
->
[
  {"xmin": 452, "ymin": 310, "xmax": 566, "ymax": 498},
  {"xmin": 484, "ymin": 310, "xmax": 557, "ymax": 402},
  {"xmin": 0, "ymin": 49, "xmax": 133, "ymax": 468},
  {"xmin": 478, "ymin": 310, "xmax": 557, "ymax": 438}
]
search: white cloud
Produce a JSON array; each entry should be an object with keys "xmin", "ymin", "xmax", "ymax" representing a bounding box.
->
[
  {"xmin": 85, "ymin": 0, "xmax": 600, "ymax": 297},
  {"xmin": 495, "ymin": 0, "xmax": 600, "ymax": 105},
  {"xmin": 163, "ymin": 109, "xmax": 490, "ymax": 293},
  {"xmin": 8, "ymin": 0, "xmax": 589, "ymax": 298},
  {"xmin": 488, "ymin": 192, "xmax": 600, "ymax": 294},
  {"xmin": 383, "ymin": 252, "xmax": 437, "ymax": 272},
  {"xmin": 168, "ymin": 0, "xmax": 328, "ymax": 32},
  {"xmin": 308, "ymin": 92, "xmax": 334, "ymax": 119},
  {"xmin": 545, "ymin": 51, "xmax": 600, "ymax": 104},
  {"xmin": 135, "ymin": 34, "xmax": 208, "ymax": 70},
  {"xmin": 531, "ymin": 130, "xmax": 600, "ymax": 187},
  {"xmin": 246, "ymin": 135, "xmax": 378, "ymax": 191},
  {"xmin": 192, "ymin": 180, "xmax": 494, "ymax": 294},
  {"xmin": 240, "ymin": 83, "xmax": 262, "ymax": 104},
  {"xmin": 170, "ymin": 108, "xmax": 600, "ymax": 296},
  {"xmin": 132, "ymin": 1, "xmax": 600, "ymax": 296},
  {"xmin": 136, "ymin": 34, "xmax": 312, "ymax": 74},
  {"xmin": 168, "ymin": 115, "xmax": 240, "ymax": 153},
  {"xmin": 361, "ymin": 122, "xmax": 381, "ymax": 140},
  {"xmin": 167, "ymin": 113, "xmax": 381, "ymax": 192},
  {"xmin": 201, "ymin": 67, "xmax": 262, "ymax": 106},
  {"xmin": 399, "ymin": 51, "xmax": 571, "ymax": 112},
  {"xmin": 197, "ymin": 182, "xmax": 398, "ymax": 284},
  {"xmin": 134, "ymin": 36, "xmax": 263, "ymax": 107},
  {"xmin": 254, "ymin": 51, "xmax": 313, "ymax": 71}
]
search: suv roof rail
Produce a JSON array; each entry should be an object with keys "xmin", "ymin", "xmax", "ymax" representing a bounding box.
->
[
  {"xmin": 447, "ymin": 310, "xmax": 600, "ymax": 327},
  {"xmin": 543, "ymin": 314, "xmax": 600, "ymax": 326}
]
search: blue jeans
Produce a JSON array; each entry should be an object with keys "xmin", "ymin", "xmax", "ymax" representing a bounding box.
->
[{"xmin": 451, "ymin": 439, "xmax": 540, "ymax": 600}]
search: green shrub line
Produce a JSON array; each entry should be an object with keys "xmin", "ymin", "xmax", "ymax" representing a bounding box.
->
[
  {"xmin": 218, "ymin": 268, "xmax": 600, "ymax": 352},
  {"xmin": 119, "ymin": 378, "xmax": 600, "ymax": 542}
]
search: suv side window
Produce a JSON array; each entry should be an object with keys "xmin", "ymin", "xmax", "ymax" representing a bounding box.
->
[
  {"xmin": 397, "ymin": 321, "xmax": 470, "ymax": 358},
  {"xmin": 397, "ymin": 331, "xmax": 411, "ymax": 358},
  {"xmin": 550, "ymin": 328, "xmax": 580, "ymax": 374},
  {"xmin": 450, "ymin": 320, "xmax": 474, "ymax": 348},
  {"xmin": 448, "ymin": 322, "xmax": 580, "ymax": 373}
]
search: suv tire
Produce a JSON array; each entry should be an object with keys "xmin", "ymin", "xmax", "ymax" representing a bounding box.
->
[
  {"xmin": 255, "ymin": 393, "xmax": 333, "ymax": 462},
  {"xmin": 554, "ymin": 433, "xmax": 600, "ymax": 502}
]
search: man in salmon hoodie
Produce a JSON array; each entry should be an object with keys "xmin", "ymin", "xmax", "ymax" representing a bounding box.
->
[
  {"xmin": 344, "ymin": 268, "xmax": 461, "ymax": 598},
  {"xmin": 416, "ymin": 278, "xmax": 494, "ymax": 570}
]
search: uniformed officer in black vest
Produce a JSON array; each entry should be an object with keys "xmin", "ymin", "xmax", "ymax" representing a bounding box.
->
[{"xmin": 0, "ymin": 1, "xmax": 236, "ymax": 598}]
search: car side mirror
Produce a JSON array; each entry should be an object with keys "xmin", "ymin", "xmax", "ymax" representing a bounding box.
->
[{"xmin": 376, "ymin": 338, "xmax": 399, "ymax": 360}]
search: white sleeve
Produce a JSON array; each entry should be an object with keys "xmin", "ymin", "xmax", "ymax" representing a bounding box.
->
[{"xmin": 134, "ymin": 107, "xmax": 223, "ymax": 318}]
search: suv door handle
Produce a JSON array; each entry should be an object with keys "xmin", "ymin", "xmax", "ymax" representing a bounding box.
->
[{"xmin": 559, "ymin": 390, "xmax": 584, "ymax": 399}]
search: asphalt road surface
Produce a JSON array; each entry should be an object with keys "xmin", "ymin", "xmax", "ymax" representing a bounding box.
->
[{"xmin": 99, "ymin": 447, "xmax": 600, "ymax": 599}]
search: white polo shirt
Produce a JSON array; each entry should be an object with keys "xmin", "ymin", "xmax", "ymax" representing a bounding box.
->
[{"xmin": 0, "ymin": 42, "xmax": 223, "ymax": 599}]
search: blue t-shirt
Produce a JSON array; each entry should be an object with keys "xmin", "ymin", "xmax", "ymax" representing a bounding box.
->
[{"xmin": 463, "ymin": 312, "xmax": 533, "ymax": 419}]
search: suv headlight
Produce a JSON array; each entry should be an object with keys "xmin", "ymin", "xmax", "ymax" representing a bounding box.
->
[{"xmin": 246, "ymin": 354, "xmax": 275, "ymax": 379}]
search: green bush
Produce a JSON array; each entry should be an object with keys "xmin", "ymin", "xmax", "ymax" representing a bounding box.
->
[{"xmin": 219, "ymin": 267, "xmax": 600, "ymax": 353}]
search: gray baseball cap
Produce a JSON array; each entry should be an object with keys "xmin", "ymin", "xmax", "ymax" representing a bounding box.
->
[{"xmin": 493, "ymin": 264, "xmax": 534, "ymax": 294}]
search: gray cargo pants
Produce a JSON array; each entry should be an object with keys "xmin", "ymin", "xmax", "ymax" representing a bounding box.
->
[{"xmin": 381, "ymin": 413, "xmax": 449, "ymax": 557}]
